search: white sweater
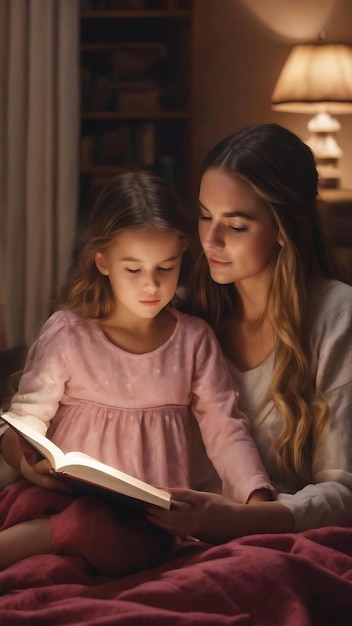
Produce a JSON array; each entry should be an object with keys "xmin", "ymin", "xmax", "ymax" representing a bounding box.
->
[{"xmin": 229, "ymin": 278, "xmax": 352, "ymax": 531}]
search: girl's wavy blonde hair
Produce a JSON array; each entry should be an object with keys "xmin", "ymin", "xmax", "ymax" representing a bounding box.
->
[
  {"xmin": 63, "ymin": 168, "xmax": 187, "ymax": 319},
  {"xmin": 188, "ymin": 124, "xmax": 334, "ymax": 483}
]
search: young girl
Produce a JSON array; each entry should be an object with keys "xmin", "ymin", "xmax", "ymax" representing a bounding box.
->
[
  {"xmin": 147, "ymin": 124, "xmax": 352, "ymax": 543},
  {"xmin": 0, "ymin": 168, "xmax": 273, "ymax": 576}
]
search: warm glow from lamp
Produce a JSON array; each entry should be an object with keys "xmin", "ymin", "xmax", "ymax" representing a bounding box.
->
[{"xmin": 271, "ymin": 44, "xmax": 352, "ymax": 188}]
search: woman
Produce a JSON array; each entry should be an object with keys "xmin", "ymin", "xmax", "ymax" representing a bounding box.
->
[{"xmin": 147, "ymin": 123, "xmax": 352, "ymax": 542}]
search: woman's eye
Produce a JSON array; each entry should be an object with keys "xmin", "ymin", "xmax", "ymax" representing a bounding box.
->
[
  {"xmin": 126, "ymin": 268, "xmax": 140, "ymax": 273},
  {"xmin": 158, "ymin": 266, "xmax": 173, "ymax": 272},
  {"xmin": 198, "ymin": 214, "xmax": 211, "ymax": 221},
  {"xmin": 230, "ymin": 226, "xmax": 247, "ymax": 232}
]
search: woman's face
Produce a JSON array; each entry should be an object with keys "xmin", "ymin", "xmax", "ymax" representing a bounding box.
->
[{"xmin": 198, "ymin": 168, "xmax": 283, "ymax": 286}]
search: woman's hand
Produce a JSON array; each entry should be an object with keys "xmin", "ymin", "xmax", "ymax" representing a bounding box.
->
[
  {"xmin": 247, "ymin": 488, "xmax": 274, "ymax": 503},
  {"xmin": 147, "ymin": 488, "xmax": 295, "ymax": 542},
  {"xmin": 147, "ymin": 488, "xmax": 243, "ymax": 543}
]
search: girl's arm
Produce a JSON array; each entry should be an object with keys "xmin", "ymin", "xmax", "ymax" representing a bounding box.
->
[
  {"xmin": 6, "ymin": 311, "xmax": 70, "ymax": 435},
  {"xmin": 1, "ymin": 429, "xmax": 22, "ymax": 470},
  {"xmin": 1, "ymin": 311, "xmax": 72, "ymax": 491},
  {"xmin": 191, "ymin": 323, "xmax": 275, "ymax": 504},
  {"xmin": 147, "ymin": 488, "xmax": 294, "ymax": 543}
]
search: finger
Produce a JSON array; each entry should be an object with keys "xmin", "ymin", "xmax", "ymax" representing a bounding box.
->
[
  {"xmin": 146, "ymin": 515, "xmax": 185, "ymax": 534},
  {"xmin": 146, "ymin": 509, "xmax": 168, "ymax": 522},
  {"xmin": 146, "ymin": 514, "xmax": 171, "ymax": 529},
  {"xmin": 147, "ymin": 508, "xmax": 189, "ymax": 523},
  {"xmin": 168, "ymin": 488, "xmax": 200, "ymax": 504},
  {"xmin": 171, "ymin": 499, "xmax": 192, "ymax": 510},
  {"xmin": 41, "ymin": 476, "xmax": 72, "ymax": 492},
  {"xmin": 35, "ymin": 459, "xmax": 54, "ymax": 474},
  {"xmin": 146, "ymin": 510, "xmax": 180, "ymax": 526}
]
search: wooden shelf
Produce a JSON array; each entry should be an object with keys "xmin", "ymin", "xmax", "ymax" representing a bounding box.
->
[
  {"xmin": 82, "ymin": 110, "xmax": 191, "ymax": 120},
  {"xmin": 79, "ymin": 1, "xmax": 196, "ymax": 218},
  {"xmin": 81, "ymin": 10, "xmax": 192, "ymax": 18},
  {"xmin": 81, "ymin": 42, "xmax": 167, "ymax": 52},
  {"xmin": 81, "ymin": 165, "xmax": 125, "ymax": 175}
]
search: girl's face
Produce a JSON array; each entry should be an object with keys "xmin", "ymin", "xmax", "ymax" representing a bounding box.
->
[
  {"xmin": 95, "ymin": 228, "xmax": 184, "ymax": 320},
  {"xmin": 198, "ymin": 168, "xmax": 283, "ymax": 287}
]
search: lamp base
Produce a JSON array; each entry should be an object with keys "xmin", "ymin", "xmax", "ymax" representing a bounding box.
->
[
  {"xmin": 305, "ymin": 112, "xmax": 343, "ymax": 189},
  {"xmin": 314, "ymin": 163, "xmax": 341, "ymax": 189}
]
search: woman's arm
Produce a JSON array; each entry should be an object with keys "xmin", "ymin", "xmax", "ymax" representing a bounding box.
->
[
  {"xmin": 147, "ymin": 488, "xmax": 294, "ymax": 543},
  {"xmin": 281, "ymin": 282, "xmax": 352, "ymax": 531}
]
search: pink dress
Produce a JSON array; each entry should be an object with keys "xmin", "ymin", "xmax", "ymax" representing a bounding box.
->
[{"xmin": 2, "ymin": 309, "xmax": 273, "ymax": 575}]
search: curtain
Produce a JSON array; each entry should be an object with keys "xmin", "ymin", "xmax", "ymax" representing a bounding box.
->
[{"xmin": 0, "ymin": 0, "xmax": 80, "ymax": 349}]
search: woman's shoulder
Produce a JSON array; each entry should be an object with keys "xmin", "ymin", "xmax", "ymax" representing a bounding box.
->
[
  {"xmin": 308, "ymin": 277, "xmax": 352, "ymax": 317},
  {"xmin": 308, "ymin": 278, "xmax": 352, "ymax": 341},
  {"xmin": 307, "ymin": 278, "xmax": 352, "ymax": 393}
]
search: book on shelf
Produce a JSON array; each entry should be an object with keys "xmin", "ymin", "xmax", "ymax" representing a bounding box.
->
[
  {"xmin": 81, "ymin": 69, "xmax": 116, "ymax": 113},
  {"xmin": 92, "ymin": 122, "xmax": 156, "ymax": 168},
  {"xmin": 111, "ymin": 47, "xmax": 164, "ymax": 79},
  {"xmin": 90, "ymin": 75, "xmax": 115, "ymax": 111},
  {"xmin": 0, "ymin": 413, "xmax": 172, "ymax": 512},
  {"xmin": 95, "ymin": 125, "xmax": 133, "ymax": 164},
  {"xmin": 135, "ymin": 122, "xmax": 156, "ymax": 166},
  {"xmin": 115, "ymin": 79, "xmax": 160, "ymax": 112}
]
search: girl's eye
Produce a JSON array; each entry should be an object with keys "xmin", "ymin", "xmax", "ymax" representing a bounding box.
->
[
  {"xmin": 199, "ymin": 214, "xmax": 211, "ymax": 221},
  {"xmin": 126, "ymin": 268, "xmax": 140, "ymax": 273},
  {"xmin": 158, "ymin": 266, "xmax": 173, "ymax": 272}
]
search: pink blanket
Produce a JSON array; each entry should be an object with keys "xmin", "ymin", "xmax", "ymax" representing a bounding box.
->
[{"xmin": 0, "ymin": 525, "xmax": 352, "ymax": 625}]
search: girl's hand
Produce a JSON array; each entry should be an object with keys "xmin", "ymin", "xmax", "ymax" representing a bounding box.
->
[
  {"xmin": 2, "ymin": 429, "xmax": 69, "ymax": 492},
  {"xmin": 20, "ymin": 454, "xmax": 70, "ymax": 492},
  {"xmin": 146, "ymin": 488, "xmax": 242, "ymax": 543}
]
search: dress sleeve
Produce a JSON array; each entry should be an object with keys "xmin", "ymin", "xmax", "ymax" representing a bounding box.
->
[
  {"xmin": 5, "ymin": 311, "xmax": 71, "ymax": 435},
  {"xmin": 278, "ymin": 290, "xmax": 352, "ymax": 531},
  {"xmin": 191, "ymin": 323, "xmax": 275, "ymax": 503}
]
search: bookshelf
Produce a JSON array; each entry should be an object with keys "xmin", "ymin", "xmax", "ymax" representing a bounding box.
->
[{"xmin": 79, "ymin": 0, "xmax": 196, "ymax": 223}]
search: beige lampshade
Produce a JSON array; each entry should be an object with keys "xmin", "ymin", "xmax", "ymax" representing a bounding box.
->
[{"xmin": 271, "ymin": 44, "xmax": 352, "ymax": 113}]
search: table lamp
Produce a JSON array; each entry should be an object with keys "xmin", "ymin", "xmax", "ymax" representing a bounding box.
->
[{"xmin": 271, "ymin": 43, "xmax": 352, "ymax": 188}]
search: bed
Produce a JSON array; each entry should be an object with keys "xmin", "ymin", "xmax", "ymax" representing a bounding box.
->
[{"xmin": 0, "ymin": 524, "xmax": 352, "ymax": 625}]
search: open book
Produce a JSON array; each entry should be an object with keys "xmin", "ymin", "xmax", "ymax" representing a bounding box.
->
[{"xmin": 0, "ymin": 413, "xmax": 171, "ymax": 512}]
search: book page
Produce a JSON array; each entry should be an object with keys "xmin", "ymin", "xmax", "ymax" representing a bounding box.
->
[
  {"xmin": 58, "ymin": 451, "xmax": 171, "ymax": 509},
  {"xmin": 1, "ymin": 413, "xmax": 171, "ymax": 510}
]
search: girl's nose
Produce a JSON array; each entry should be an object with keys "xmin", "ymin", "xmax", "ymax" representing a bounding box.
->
[
  {"xmin": 143, "ymin": 274, "xmax": 159, "ymax": 292},
  {"xmin": 202, "ymin": 223, "xmax": 225, "ymax": 250}
]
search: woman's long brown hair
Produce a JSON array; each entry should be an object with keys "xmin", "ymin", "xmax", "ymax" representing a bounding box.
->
[{"xmin": 188, "ymin": 123, "xmax": 333, "ymax": 483}]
